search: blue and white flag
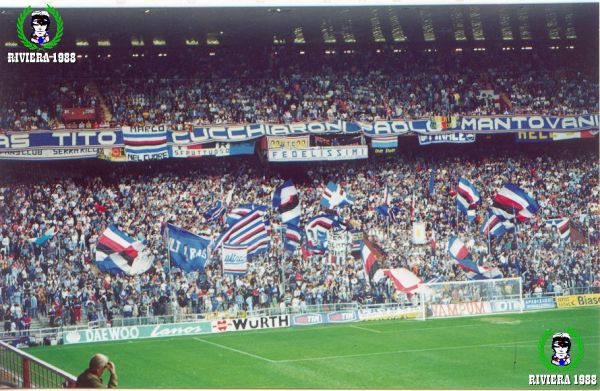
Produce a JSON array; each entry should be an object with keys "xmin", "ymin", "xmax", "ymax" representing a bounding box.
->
[
  {"xmin": 545, "ymin": 218, "xmax": 571, "ymax": 242},
  {"xmin": 165, "ymin": 223, "xmax": 212, "ymax": 272},
  {"xmin": 222, "ymin": 244, "xmax": 248, "ymax": 275},
  {"xmin": 226, "ymin": 204, "xmax": 264, "ymax": 227},
  {"xmin": 371, "ymin": 136, "xmax": 398, "ymax": 149},
  {"xmin": 320, "ymin": 181, "xmax": 354, "ymax": 209},
  {"xmin": 122, "ymin": 125, "xmax": 170, "ymax": 161},
  {"xmin": 95, "ymin": 225, "xmax": 154, "ymax": 276},
  {"xmin": 492, "ymin": 183, "xmax": 539, "ymax": 222},
  {"xmin": 28, "ymin": 227, "xmax": 56, "ymax": 246},
  {"xmin": 481, "ymin": 209, "xmax": 515, "ymax": 239},
  {"xmin": 215, "ymin": 207, "xmax": 270, "ymax": 257},
  {"xmin": 456, "ymin": 178, "xmax": 481, "ymax": 219},
  {"xmin": 204, "ymin": 201, "xmax": 226, "ymax": 223},
  {"xmin": 305, "ymin": 214, "xmax": 344, "ymax": 251},
  {"xmin": 272, "ymin": 180, "xmax": 301, "ymax": 226},
  {"xmin": 283, "ymin": 224, "xmax": 303, "ymax": 253}
]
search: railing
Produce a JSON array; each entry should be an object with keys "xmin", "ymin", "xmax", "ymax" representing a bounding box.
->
[{"xmin": 0, "ymin": 340, "xmax": 77, "ymax": 388}]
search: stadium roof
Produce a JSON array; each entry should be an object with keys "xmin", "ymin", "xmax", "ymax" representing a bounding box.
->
[{"xmin": 1, "ymin": 3, "xmax": 597, "ymax": 48}]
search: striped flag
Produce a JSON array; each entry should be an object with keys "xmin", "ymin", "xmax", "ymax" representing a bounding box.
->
[
  {"xmin": 361, "ymin": 238, "xmax": 383, "ymax": 283},
  {"xmin": 545, "ymin": 218, "xmax": 571, "ymax": 242},
  {"xmin": 447, "ymin": 236, "xmax": 471, "ymax": 262},
  {"xmin": 226, "ymin": 204, "xmax": 257, "ymax": 226},
  {"xmin": 214, "ymin": 208, "xmax": 270, "ymax": 257},
  {"xmin": 95, "ymin": 225, "xmax": 154, "ymax": 275},
  {"xmin": 492, "ymin": 183, "xmax": 539, "ymax": 222},
  {"xmin": 456, "ymin": 178, "xmax": 480, "ymax": 219},
  {"xmin": 272, "ymin": 180, "xmax": 301, "ymax": 226},
  {"xmin": 371, "ymin": 136, "xmax": 398, "ymax": 149},
  {"xmin": 320, "ymin": 181, "xmax": 354, "ymax": 209},
  {"xmin": 481, "ymin": 209, "xmax": 515, "ymax": 239},
  {"xmin": 283, "ymin": 224, "xmax": 303, "ymax": 252},
  {"xmin": 122, "ymin": 126, "xmax": 170, "ymax": 161}
]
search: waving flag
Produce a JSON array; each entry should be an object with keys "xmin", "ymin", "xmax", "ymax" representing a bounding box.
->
[
  {"xmin": 226, "ymin": 204, "xmax": 258, "ymax": 226},
  {"xmin": 456, "ymin": 178, "xmax": 481, "ymax": 219},
  {"xmin": 28, "ymin": 227, "xmax": 56, "ymax": 246},
  {"xmin": 320, "ymin": 181, "xmax": 354, "ymax": 209},
  {"xmin": 361, "ymin": 238, "xmax": 383, "ymax": 283},
  {"xmin": 458, "ymin": 259, "xmax": 503, "ymax": 280},
  {"xmin": 283, "ymin": 224, "xmax": 303, "ymax": 252},
  {"xmin": 446, "ymin": 236, "xmax": 471, "ymax": 262},
  {"xmin": 492, "ymin": 183, "xmax": 539, "ymax": 222},
  {"xmin": 165, "ymin": 224, "xmax": 212, "ymax": 272},
  {"xmin": 305, "ymin": 214, "xmax": 343, "ymax": 251},
  {"xmin": 545, "ymin": 218, "xmax": 571, "ymax": 242},
  {"xmin": 204, "ymin": 201, "xmax": 226, "ymax": 223},
  {"xmin": 272, "ymin": 180, "xmax": 301, "ymax": 226},
  {"xmin": 95, "ymin": 225, "xmax": 154, "ymax": 275},
  {"xmin": 481, "ymin": 210, "xmax": 515, "ymax": 238},
  {"xmin": 214, "ymin": 207, "xmax": 270, "ymax": 257}
]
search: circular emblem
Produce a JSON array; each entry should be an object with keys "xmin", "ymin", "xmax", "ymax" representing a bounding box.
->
[
  {"xmin": 64, "ymin": 331, "xmax": 81, "ymax": 344},
  {"xmin": 17, "ymin": 5, "xmax": 63, "ymax": 51},
  {"xmin": 537, "ymin": 328, "xmax": 584, "ymax": 371}
]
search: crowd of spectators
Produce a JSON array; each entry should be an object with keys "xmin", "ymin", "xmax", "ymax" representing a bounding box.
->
[
  {"xmin": 1, "ymin": 142, "xmax": 598, "ymax": 329},
  {"xmin": 1, "ymin": 48, "xmax": 597, "ymax": 131}
]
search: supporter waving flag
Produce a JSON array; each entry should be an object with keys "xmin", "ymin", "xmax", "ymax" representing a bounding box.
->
[
  {"xmin": 492, "ymin": 183, "xmax": 539, "ymax": 222},
  {"xmin": 28, "ymin": 227, "xmax": 56, "ymax": 246},
  {"xmin": 204, "ymin": 201, "xmax": 225, "ymax": 223},
  {"xmin": 456, "ymin": 178, "xmax": 481, "ymax": 221},
  {"xmin": 320, "ymin": 181, "xmax": 354, "ymax": 209},
  {"xmin": 272, "ymin": 180, "xmax": 301, "ymax": 226},
  {"xmin": 95, "ymin": 225, "xmax": 154, "ymax": 276}
]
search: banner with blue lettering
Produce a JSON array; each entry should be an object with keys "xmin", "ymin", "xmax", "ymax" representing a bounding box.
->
[
  {"xmin": 222, "ymin": 244, "xmax": 248, "ymax": 275},
  {"xmin": 0, "ymin": 115, "xmax": 597, "ymax": 161},
  {"xmin": 418, "ymin": 133, "xmax": 476, "ymax": 145},
  {"xmin": 166, "ymin": 224, "xmax": 211, "ymax": 272}
]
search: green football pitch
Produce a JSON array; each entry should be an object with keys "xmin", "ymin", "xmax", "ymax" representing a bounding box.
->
[{"xmin": 29, "ymin": 307, "xmax": 599, "ymax": 389}]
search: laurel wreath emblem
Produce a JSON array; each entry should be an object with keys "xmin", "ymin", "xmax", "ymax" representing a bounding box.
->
[{"xmin": 17, "ymin": 5, "xmax": 63, "ymax": 51}]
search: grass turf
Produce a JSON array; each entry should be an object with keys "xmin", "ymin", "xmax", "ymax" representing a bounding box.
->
[{"xmin": 28, "ymin": 307, "xmax": 599, "ymax": 388}]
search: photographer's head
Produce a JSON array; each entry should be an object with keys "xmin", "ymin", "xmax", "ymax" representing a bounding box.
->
[{"xmin": 89, "ymin": 353, "xmax": 110, "ymax": 376}]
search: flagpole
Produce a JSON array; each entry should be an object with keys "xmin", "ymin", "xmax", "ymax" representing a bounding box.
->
[{"xmin": 165, "ymin": 224, "xmax": 176, "ymax": 319}]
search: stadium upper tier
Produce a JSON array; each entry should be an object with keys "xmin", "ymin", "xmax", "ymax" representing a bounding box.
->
[
  {"xmin": 1, "ymin": 49, "xmax": 598, "ymax": 132},
  {"xmin": 0, "ymin": 144, "xmax": 598, "ymax": 331}
]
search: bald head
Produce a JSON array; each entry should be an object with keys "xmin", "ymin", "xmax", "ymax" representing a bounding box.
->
[{"xmin": 89, "ymin": 354, "xmax": 109, "ymax": 371}]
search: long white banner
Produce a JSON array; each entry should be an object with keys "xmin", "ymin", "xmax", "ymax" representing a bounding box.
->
[{"xmin": 268, "ymin": 146, "xmax": 368, "ymax": 162}]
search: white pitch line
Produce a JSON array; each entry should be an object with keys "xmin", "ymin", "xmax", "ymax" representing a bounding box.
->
[
  {"xmin": 192, "ymin": 337, "xmax": 275, "ymax": 363},
  {"xmin": 274, "ymin": 339, "xmax": 579, "ymax": 364},
  {"xmin": 349, "ymin": 325, "xmax": 382, "ymax": 333}
]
